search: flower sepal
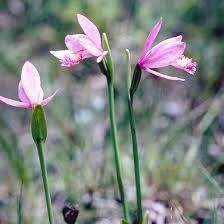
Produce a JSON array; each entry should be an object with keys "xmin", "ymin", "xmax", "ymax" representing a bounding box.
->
[
  {"xmin": 101, "ymin": 33, "xmax": 113, "ymax": 81},
  {"xmin": 120, "ymin": 219, "xmax": 129, "ymax": 224},
  {"xmin": 129, "ymin": 64, "xmax": 142, "ymax": 99},
  {"xmin": 98, "ymin": 60, "xmax": 108, "ymax": 76}
]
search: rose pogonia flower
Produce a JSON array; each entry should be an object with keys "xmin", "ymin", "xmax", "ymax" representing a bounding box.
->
[
  {"xmin": 137, "ymin": 18, "xmax": 196, "ymax": 81},
  {"xmin": 50, "ymin": 14, "xmax": 107, "ymax": 67},
  {"xmin": 0, "ymin": 61, "xmax": 57, "ymax": 108}
]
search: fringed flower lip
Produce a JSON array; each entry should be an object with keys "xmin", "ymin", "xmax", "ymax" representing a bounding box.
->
[
  {"xmin": 137, "ymin": 18, "xmax": 197, "ymax": 81},
  {"xmin": 50, "ymin": 14, "xmax": 107, "ymax": 67},
  {"xmin": 0, "ymin": 61, "xmax": 57, "ymax": 108}
]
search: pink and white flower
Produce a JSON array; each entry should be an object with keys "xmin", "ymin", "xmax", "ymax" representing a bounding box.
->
[
  {"xmin": 50, "ymin": 14, "xmax": 107, "ymax": 67},
  {"xmin": 137, "ymin": 18, "xmax": 196, "ymax": 81},
  {"xmin": 0, "ymin": 61, "xmax": 57, "ymax": 108}
]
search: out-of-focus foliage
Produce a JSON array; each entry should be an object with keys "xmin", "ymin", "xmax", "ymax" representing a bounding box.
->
[{"xmin": 0, "ymin": 0, "xmax": 224, "ymax": 223}]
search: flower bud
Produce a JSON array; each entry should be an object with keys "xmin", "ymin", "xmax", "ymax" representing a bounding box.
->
[
  {"xmin": 31, "ymin": 105, "xmax": 47, "ymax": 144},
  {"xmin": 102, "ymin": 32, "xmax": 114, "ymax": 81},
  {"xmin": 129, "ymin": 64, "xmax": 142, "ymax": 98},
  {"xmin": 62, "ymin": 204, "xmax": 79, "ymax": 224}
]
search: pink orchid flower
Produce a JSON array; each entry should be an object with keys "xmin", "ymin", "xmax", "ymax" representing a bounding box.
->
[
  {"xmin": 50, "ymin": 14, "xmax": 107, "ymax": 67},
  {"xmin": 138, "ymin": 18, "xmax": 196, "ymax": 81},
  {"xmin": 0, "ymin": 61, "xmax": 57, "ymax": 108}
]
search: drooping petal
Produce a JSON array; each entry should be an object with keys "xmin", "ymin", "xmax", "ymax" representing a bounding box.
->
[
  {"xmin": 78, "ymin": 36, "xmax": 103, "ymax": 56},
  {"xmin": 77, "ymin": 14, "xmax": 101, "ymax": 49},
  {"xmin": 50, "ymin": 50, "xmax": 73, "ymax": 60},
  {"xmin": 144, "ymin": 42, "xmax": 186, "ymax": 68},
  {"xmin": 0, "ymin": 96, "xmax": 30, "ymax": 108},
  {"xmin": 21, "ymin": 61, "xmax": 43, "ymax": 105},
  {"xmin": 145, "ymin": 68, "xmax": 185, "ymax": 81},
  {"xmin": 139, "ymin": 18, "xmax": 162, "ymax": 60},
  {"xmin": 42, "ymin": 90, "xmax": 58, "ymax": 106},
  {"xmin": 18, "ymin": 81, "xmax": 30, "ymax": 104},
  {"xmin": 172, "ymin": 55, "xmax": 197, "ymax": 75},
  {"xmin": 50, "ymin": 50, "xmax": 82, "ymax": 67},
  {"xmin": 65, "ymin": 34, "xmax": 86, "ymax": 52}
]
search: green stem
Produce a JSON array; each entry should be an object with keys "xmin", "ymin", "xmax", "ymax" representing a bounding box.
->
[
  {"xmin": 125, "ymin": 50, "xmax": 142, "ymax": 223},
  {"xmin": 17, "ymin": 181, "xmax": 23, "ymax": 224},
  {"xmin": 36, "ymin": 141, "xmax": 54, "ymax": 224},
  {"xmin": 128, "ymin": 95, "xmax": 143, "ymax": 224},
  {"xmin": 107, "ymin": 78, "xmax": 130, "ymax": 222}
]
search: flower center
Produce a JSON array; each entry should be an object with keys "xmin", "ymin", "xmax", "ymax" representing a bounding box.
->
[{"xmin": 60, "ymin": 52, "xmax": 84, "ymax": 67}]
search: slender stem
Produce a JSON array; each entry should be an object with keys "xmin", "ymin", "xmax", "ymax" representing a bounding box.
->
[
  {"xmin": 36, "ymin": 141, "xmax": 54, "ymax": 224},
  {"xmin": 125, "ymin": 50, "xmax": 143, "ymax": 223},
  {"xmin": 107, "ymin": 78, "xmax": 130, "ymax": 222},
  {"xmin": 17, "ymin": 181, "xmax": 23, "ymax": 224},
  {"xmin": 102, "ymin": 34, "xmax": 129, "ymax": 221},
  {"xmin": 128, "ymin": 95, "xmax": 143, "ymax": 224}
]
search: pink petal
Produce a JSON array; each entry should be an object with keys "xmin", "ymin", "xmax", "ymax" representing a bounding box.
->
[
  {"xmin": 42, "ymin": 90, "xmax": 58, "ymax": 106},
  {"xmin": 77, "ymin": 14, "xmax": 101, "ymax": 49},
  {"xmin": 78, "ymin": 36, "xmax": 103, "ymax": 56},
  {"xmin": 145, "ymin": 68, "xmax": 185, "ymax": 81},
  {"xmin": 21, "ymin": 61, "xmax": 43, "ymax": 105},
  {"xmin": 144, "ymin": 42, "xmax": 186, "ymax": 68},
  {"xmin": 18, "ymin": 81, "xmax": 30, "ymax": 104},
  {"xmin": 142, "ymin": 35, "xmax": 183, "ymax": 62},
  {"xmin": 149, "ymin": 37, "xmax": 184, "ymax": 55},
  {"xmin": 37, "ymin": 87, "xmax": 44, "ymax": 104},
  {"xmin": 155, "ymin": 35, "xmax": 183, "ymax": 46},
  {"xmin": 0, "ymin": 96, "xmax": 29, "ymax": 108},
  {"xmin": 65, "ymin": 34, "xmax": 86, "ymax": 52},
  {"xmin": 50, "ymin": 50, "xmax": 73, "ymax": 60},
  {"xmin": 172, "ymin": 55, "xmax": 197, "ymax": 75},
  {"xmin": 139, "ymin": 18, "xmax": 162, "ymax": 60},
  {"xmin": 50, "ymin": 50, "xmax": 82, "ymax": 67},
  {"xmin": 18, "ymin": 87, "xmax": 43, "ymax": 108},
  {"xmin": 96, "ymin": 51, "xmax": 108, "ymax": 63}
]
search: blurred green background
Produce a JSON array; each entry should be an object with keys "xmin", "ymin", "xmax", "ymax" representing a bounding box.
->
[{"xmin": 0, "ymin": 0, "xmax": 224, "ymax": 223}]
